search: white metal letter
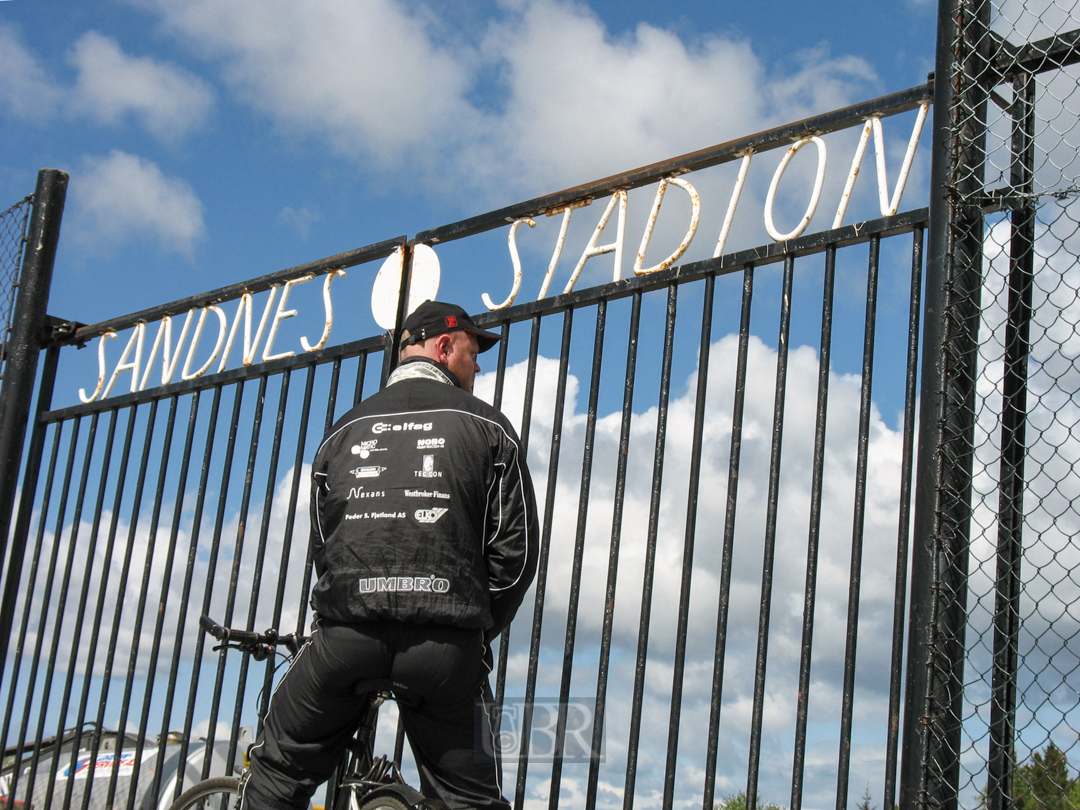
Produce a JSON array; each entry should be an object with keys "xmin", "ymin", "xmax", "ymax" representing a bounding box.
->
[
  {"xmin": 182, "ymin": 306, "xmax": 227, "ymax": 380},
  {"xmin": 102, "ymin": 324, "xmax": 145, "ymax": 398},
  {"xmin": 263, "ymin": 274, "xmax": 314, "ymax": 362},
  {"xmin": 301, "ymin": 269, "xmax": 346, "ymax": 352},
  {"xmin": 634, "ymin": 177, "xmax": 701, "ymax": 274},
  {"xmin": 538, "ymin": 208, "xmax": 575, "ymax": 299},
  {"xmin": 764, "ymin": 136, "xmax": 827, "ymax": 241},
  {"xmin": 834, "ymin": 103, "xmax": 929, "ymax": 228},
  {"xmin": 219, "ymin": 288, "xmax": 279, "ymax": 371},
  {"xmin": 833, "ymin": 120, "xmax": 874, "ymax": 229},
  {"xmin": 873, "ymin": 103, "xmax": 929, "ymax": 216},
  {"xmin": 79, "ymin": 331, "xmax": 117, "ymax": 403},
  {"xmin": 158, "ymin": 309, "xmax": 195, "ymax": 387},
  {"xmin": 484, "ymin": 219, "xmax": 534, "ymax": 310},
  {"xmin": 563, "ymin": 191, "xmax": 627, "ymax": 294},
  {"xmin": 714, "ymin": 152, "xmax": 753, "ymax": 258}
]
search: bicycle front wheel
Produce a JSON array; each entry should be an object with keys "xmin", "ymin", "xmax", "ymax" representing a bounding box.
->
[
  {"xmin": 167, "ymin": 776, "xmax": 243, "ymax": 810},
  {"xmin": 355, "ymin": 793, "xmax": 412, "ymax": 810}
]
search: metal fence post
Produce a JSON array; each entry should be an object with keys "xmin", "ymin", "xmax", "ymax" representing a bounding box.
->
[
  {"xmin": 900, "ymin": 0, "xmax": 990, "ymax": 807},
  {"xmin": 0, "ymin": 168, "xmax": 68, "ymax": 651}
]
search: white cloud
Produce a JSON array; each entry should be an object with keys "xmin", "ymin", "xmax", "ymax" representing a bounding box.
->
[
  {"xmin": 70, "ymin": 150, "xmax": 206, "ymax": 258},
  {"xmin": 131, "ymin": 0, "xmax": 477, "ymax": 165},
  {"xmin": 67, "ymin": 31, "xmax": 214, "ymax": 141},
  {"xmin": 0, "ymin": 22, "xmax": 211, "ymax": 143},
  {"xmin": 0, "ymin": 21, "xmax": 63, "ymax": 119},
  {"xmin": 129, "ymin": 0, "xmax": 880, "ymax": 198}
]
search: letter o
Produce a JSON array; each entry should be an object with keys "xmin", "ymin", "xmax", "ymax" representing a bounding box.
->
[{"xmin": 764, "ymin": 136, "xmax": 828, "ymax": 241}]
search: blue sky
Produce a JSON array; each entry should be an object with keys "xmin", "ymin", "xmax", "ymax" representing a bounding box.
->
[{"xmin": 2, "ymin": 0, "xmax": 936, "ymax": 335}]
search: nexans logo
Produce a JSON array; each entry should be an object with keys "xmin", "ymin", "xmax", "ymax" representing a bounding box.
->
[{"xmin": 371, "ymin": 421, "xmax": 433, "ymax": 434}]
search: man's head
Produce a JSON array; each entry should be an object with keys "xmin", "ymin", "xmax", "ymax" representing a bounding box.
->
[{"xmin": 398, "ymin": 301, "xmax": 500, "ymax": 393}]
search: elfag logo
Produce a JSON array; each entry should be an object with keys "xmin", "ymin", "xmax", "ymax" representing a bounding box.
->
[{"xmin": 445, "ymin": 316, "xmax": 458, "ymax": 328}]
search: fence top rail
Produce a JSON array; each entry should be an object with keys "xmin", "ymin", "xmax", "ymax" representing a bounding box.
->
[
  {"xmin": 993, "ymin": 27, "xmax": 1080, "ymax": 79},
  {"xmin": 41, "ymin": 206, "xmax": 927, "ymax": 424},
  {"xmin": 415, "ymin": 83, "xmax": 933, "ymax": 246},
  {"xmin": 60, "ymin": 236, "xmax": 407, "ymax": 346}
]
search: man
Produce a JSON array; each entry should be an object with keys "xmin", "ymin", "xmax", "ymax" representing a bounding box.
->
[{"xmin": 240, "ymin": 300, "xmax": 539, "ymax": 810}]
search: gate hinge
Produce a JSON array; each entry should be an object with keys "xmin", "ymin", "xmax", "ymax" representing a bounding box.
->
[{"xmin": 42, "ymin": 315, "xmax": 87, "ymax": 347}]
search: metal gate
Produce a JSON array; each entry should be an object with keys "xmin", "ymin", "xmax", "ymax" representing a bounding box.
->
[{"xmin": 1, "ymin": 1, "xmax": 1078, "ymax": 809}]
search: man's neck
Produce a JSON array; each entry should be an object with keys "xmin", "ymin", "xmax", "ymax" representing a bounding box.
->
[{"xmin": 386, "ymin": 356, "xmax": 459, "ymax": 388}]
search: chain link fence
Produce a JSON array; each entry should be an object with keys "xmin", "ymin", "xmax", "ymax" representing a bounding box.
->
[
  {"xmin": 929, "ymin": 0, "xmax": 1080, "ymax": 808},
  {"xmin": 0, "ymin": 196, "xmax": 32, "ymax": 386}
]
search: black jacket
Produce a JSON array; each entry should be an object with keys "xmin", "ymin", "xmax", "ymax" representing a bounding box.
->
[{"xmin": 309, "ymin": 358, "xmax": 538, "ymax": 635}]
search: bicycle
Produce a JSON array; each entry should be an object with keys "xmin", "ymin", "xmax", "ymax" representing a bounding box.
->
[{"xmin": 167, "ymin": 616, "xmax": 440, "ymax": 810}]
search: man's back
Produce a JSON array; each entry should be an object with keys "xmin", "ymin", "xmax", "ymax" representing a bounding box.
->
[{"xmin": 310, "ymin": 360, "xmax": 537, "ymax": 636}]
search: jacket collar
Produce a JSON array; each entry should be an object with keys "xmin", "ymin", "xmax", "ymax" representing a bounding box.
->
[{"xmin": 386, "ymin": 357, "xmax": 460, "ymax": 388}]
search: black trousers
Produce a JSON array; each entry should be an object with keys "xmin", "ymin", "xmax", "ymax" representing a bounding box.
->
[{"xmin": 239, "ymin": 620, "xmax": 509, "ymax": 810}]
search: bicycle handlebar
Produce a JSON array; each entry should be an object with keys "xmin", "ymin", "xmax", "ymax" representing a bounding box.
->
[{"xmin": 199, "ymin": 616, "xmax": 305, "ymax": 658}]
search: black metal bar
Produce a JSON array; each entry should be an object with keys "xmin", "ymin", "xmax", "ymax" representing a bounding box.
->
[
  {"xmin": 383, "ymin": 244, "xmax": 412, "ymax": 383},
  {"xmin": 90, "ymin": 400, "xmax": 158, "ymax": 809},
  {"xmin": 514, "ymin": 309, "xmax": 571, "ymax": 810},
  {"xmin": 702, "ymin": 266, "xmax": 754, "ymax": 810},
  {"xmin": 16, "ymin": 417, "xmax": 81, "ymax": 803},
  {"xmin": 747, "ymin": 255, "xmax": 795, "ymax": 810},
  {"xmin": 1, "ymin": 417, "xmax": 61, "ymax": 807},
  {"xmin": 835, "ymin": 236, "xmax": 881, "ymax": 810},
  {"xmin": 270, "ymin": 365, "xmax": 316, "ymax": 635},
  {"xmin": 352, "ymin": 350, "xmax": 369, "ymax": 410},
  {"xmin": 663, "ymin": 275, "xmax": 715, "ymax": 809},
  {"xmin": 548, "ymin": 303, "xmax": 606, "ymax": 807},
  {"xmin": 146, "ymin": 391, "xmax": 204, "ymax": 802},
  {"xmin": 0, "ymin": 341, "xmax": 58, "ymax": 690},
  {"xmin": 790, "ymin": 246, "xmax": 837, "ymax": 810},
  {"xmin": 56, "ymin": 407, "xmax": 118, "ymax": 808},
  {"xmin": 251, "ymin": 372, "xmax": 292, "ymax": 724},
  {"xmin": 0, "ymin": 168, "xmax": 67, "ymax": 655},
  {"xmin": 171, "ymin": 386, "xmax": 223, "ymax": 799},
  {"xmin": 109, "ymin": 396, "xmax": 180, "ymax": 810},
  {"xmin": 196, "ymin": 383, "xmax": 247, "ymax": 779},
  {"xmin": 65, "ymin": 237, "xmax": 405, "ymax": 345},
  {"xmin": 74, "ymin": 406, "xmax": 137, "ymax": 810},
  {"xmin": 586, "ymin": 292, "xmax": 641, "ymax": 810},
  {"xmin": 986, "ymin": 68, "xmax": 1036, "ymax": 810},
  {"xmin": 901, "ymin": 0, "xmax": 989, "ymax": 805},
  {"xmin": 623, "ymin": 284, "xmax": 678, "ymax": 810},
  {"xmin": 883, "ymin": 226, "xmax": 924, "ymax": 810},
  {"xmin": 39, "ymin": 412, "xmax": 100, "ymax": 810},
  {"xmin": 417, "ymin": 86, "xmax": 931, "ymax": 245},
  {"xmin": 491, "ymin": 319, "xmax": 514, "ymax": 718},
  {"xmin": 992, "ymin": 28, "xmax": 1080, "ymax": 79},
  {"xmin": 224, "ymin": 375, "xmax": 270, "ymax": 771}
]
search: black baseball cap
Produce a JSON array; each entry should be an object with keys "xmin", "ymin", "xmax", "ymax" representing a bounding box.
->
[{"xmin": 399, "ymin": 300, "xmax": 501, "ymax": 353}]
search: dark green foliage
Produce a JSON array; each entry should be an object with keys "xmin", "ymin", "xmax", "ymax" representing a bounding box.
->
[
  {"xmin": 714, "ymin": 791, "xmax": 785, "ymax": 810},
  {"xmin": 1012, "ymin": 742, "xmax": 1080, "ymax": 810},
  {"xmin": 981, "ymin": 742, "xmax": 1080, "ymax": 810}
]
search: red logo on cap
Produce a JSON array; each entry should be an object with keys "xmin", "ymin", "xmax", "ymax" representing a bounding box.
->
[{"xmin": 445, "ymin": 316, "xmax": 459, "ymax": 328}]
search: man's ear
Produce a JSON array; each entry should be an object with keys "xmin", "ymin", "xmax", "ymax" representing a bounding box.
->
[{"xmin": 434, "ymin": 333, "xmax": 453, "ymax": 359}]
